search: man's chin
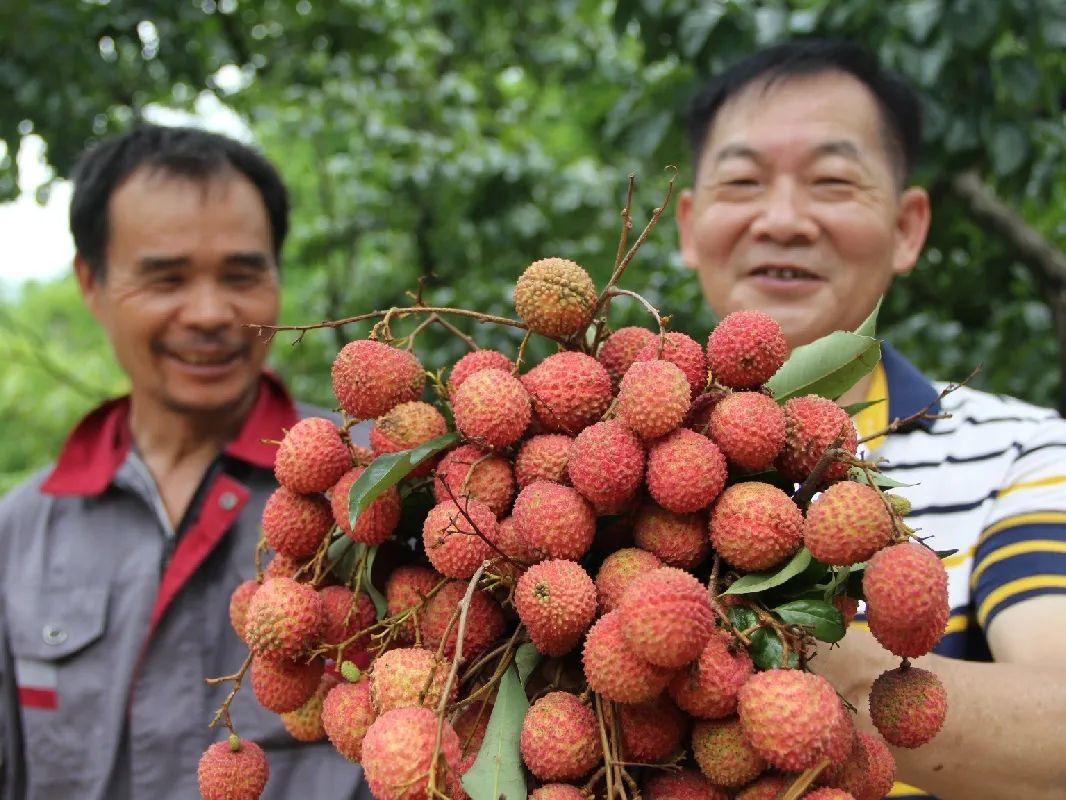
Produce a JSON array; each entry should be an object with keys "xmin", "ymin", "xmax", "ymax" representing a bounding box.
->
[{"xmin": 160, "ymin": 382, "xmax": 260, "ymax": 419}]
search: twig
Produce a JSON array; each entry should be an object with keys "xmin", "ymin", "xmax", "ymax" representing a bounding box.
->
[
  {"xmin": 605, "ymin": 288, "xmax": 667, "ymax": 345},
  {"xmin": 438, "ymin": 481, "xmax": 524, "ymax": 570},
  {"xmin": 205, "ymin": 651, "xmax": 255, "ymax": 734},
  {"xmin": 512, "ymin": 330, "xmax": 533, "ymax": 376},
  {"xmin": 613, "ymin": 174, "xmax": 636, "ymax": 273},
  {"xmin": 433, "ymin": 316, "xmax": 479, "ymax": 351},
  {"xmin": 857, "ymin": 368, "xmax": 972, "ymax": 444},
  {"xmin": 780, "ymin": 759, "xmax": 830, "ymax": 800},
  {"xmin": 791, "ymin": 429, "xmax": 848, "ymax": 508},
  {"xmin": 594, "ymin": 694, "xmax": 616, "ymax": 800}
]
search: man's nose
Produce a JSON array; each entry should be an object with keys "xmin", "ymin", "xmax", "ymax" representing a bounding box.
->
[
  {"xmin": 180, "ymin": 278, "xmax": 237, "ymax": 330},
  {"xmin": 749, "ymin": 178, "xmax": 819, "ymax": 245}
]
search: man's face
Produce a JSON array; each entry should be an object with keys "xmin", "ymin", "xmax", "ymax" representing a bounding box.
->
[
  {"xmin": 76, "ymin": 168, "xmax": 280, "ymax": 416},
  {"xmin": 677, "ymin": 71, "xmax": 930, "ymax": 349}
]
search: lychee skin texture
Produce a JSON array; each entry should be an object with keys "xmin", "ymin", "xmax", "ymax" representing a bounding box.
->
[
  {"xmin": 433, "ymin": 444, "xmax": 516, "ymax": 518},
  {"xmin": 385, "ymin": 566, "xmax": 441, "ymax": 645},
  {"xmin": 512, "ymin": 481, "xmax": 596, "ymax": 562},
  {"xmin": 705, "ymin": 310, "xmax": 787, "ymax": 390},
  {"xmin": 645, "ymin": 429, "xmax": 727, "ymax": 513},
  {"xmin": 197, "ymin": 738, "xmax": 269, "ymax": 800},
  {"xmin": 452, "ymin": 368, "xmax": 531, "ymax": 448},
  {"xmin": 250, "ymin": 654, "xmax": 325, "ymax": 713},
  {"xmin": 522, "ymin": 351, "xmax": 613, "ymax": 435},
  {"xmin": 669, "ymin": 629, "xmax": 753, "ymax": 719},
  {"xmin": 691, "ymin": 717, "xmax": 767, "ymax": 788},
  {"xmin": 737, "ymin": 669, "xmax": 842, "ymax": 772},
  {"xmin": 274, "ymin": 417, "xmax": 351, "ymax": 494},
  {"xmin": 514, "ymin": 257, "xmax": 598, "ymax": 338},
  {"xmin": 618, "ymin": 567, "xmax": 715, "ymax": 669},
  {"xmin": 708, "ymin": 391, "xmax": 786, "ymax": 472},
  {"xmin": 420, "ymin": 581, "xmax": 506, "ymax": 661},
  {"xmin": 735, "ymin": 776, "xmax": 792, "ymax": 800},
  {"xmin": 332, "ymin": 339, "xmax": 425, "ymax": 420},
  {"xmin": 449, "ymin": 349, "xmax": 513, "ymax": 394},
  {"xmin": 370, "ymin": 401, "xmax": 449, "ymax": 477},
  {"xmin": 319, "ymin": 585, "xmax": 377, "ymax": 664},
  {"xmin": 322, "ymin": 679, "xmax": 376, "ymax": 761},
  {"xmin": 634, "ymin": 331, "xmax": 708, "ymax": 399},
  {"xmin": 422, "ymin": 498, "xmax": 498, "ymax": 579},
  {"xmin": 616, "ymin": 359, "xmax": 692, "ymax": 440},
  {"xmin": 634, "ymin": 505, "xmax": 710, "ymax": 570},
  {"xmin": 263, "ymin": 552, "xmax": 302, "ymax": 581},
  {"xmin": 644, "ymin": 770, "xmax": 729, "ymax": 800},
  {"xmin": 804, "ymin": 482, "xmax": 894, "ymax": 566},
  {"xmin": 515, "ymin": 434, "xmax": 572, "ymax": 489},
  {"xmin": 869, "ymin": 666, "xmax": 947, "ymax": 748},
  {"xmin": 568, "ymin": 421, "xmax": 646, "ymax": 514},
  {"xmin": 361, "ymin": 707, "xmax": 463, "ymax": 800},
  {"xmin": 245, "ymin": 577, "xmax": 324, "ymax": 660},
  {"xmin": 262, "ymin": 487, "xmax": 334, "ymax": 559},
  {"xmin": 863, "ymin": 542, "xmax": 949, "ymax": 658},
  {"xmin": 709, "ymin": 482, "xmax": 804, "ymax": 572},
  {"xmin": 777, "ymin": 395, "xmax": 858, "ymax": 484},
  {"xmin": 618, "ymin": 694, "xmax": 689, "ymax": 762},
  {"xmin": 281, "ymin": 672, "xmax": 338, "ymax": 742},
  {"xmin": 516, "ymin": 559, "xmax": 597, "ymax": 657},
  {"xmin": 520, "ymin": 692, "xmax": 601, "ymax": 782},
  {"xmin": 599, "ymin": 326, "xmax": 657, "ymax": 384},
  {"xmin": 370, "ymin": 647, "xmax": 457, "ymax": 714},
  {"xmin": 803, "ymin": 790, "xmax": 856, "ymax": 800},
  {"xmin": 594, "ymin": 548, "xmax": 663, "ymax": 615},
  {"xmin": 229, "ymin": 579, "xmax": 259, "ymax": 643},
  {"xmin": 529, "ymin": 785, "xmax": 587, "ymax": 800},
  {"xmin": 331, "ymin": 466, "xmax": 402, "ymax": 546},
  {"xmin": 582, "ymin": 610, "xmax": 674, "ymax": 704},
  {"xmin": 832, "ymin": 731, "xmax": 895, "ymax": 800}
]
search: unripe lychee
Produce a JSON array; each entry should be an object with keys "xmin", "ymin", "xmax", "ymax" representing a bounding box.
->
[
  {"xmin": 514, "ymin": 257, "xmax": 598, "ymax": 338},
  {"xmin": 331, "ymin": 466, "xmax": 402, "ymax": 545},
  {"xmin": 708, "ymin": 391, "xmax": 786, "ymax": 472},
  {"xmin": 452, "ymin": 368, "xmax": 531, "ymax": 448},
  {"xmin": 705, "ymin": 310, "xmax": 787, "ymax": 390},
  {"xmin": 634, "ymin": 331, "xmax": 708, "ymax": 399},
  {"xmin": 529, "ymin": 785, "xmax": 587, "ymax": 800},
  {"xmin": 618, "ymin": 567, "xmax": 715, "ymax": 668},
  {"xmin": 512, "ymin": 481, "xmax": 596, "ymax": 562},
  {"xmin": 322, "ymin": 678, "xmax": 376, "ymax": 761},
  {"xmin": 617, "ymin": 359, "xmax": 692, "ymax": 440},
  {"xmin": 869, "ymin": 665, "xmax": 947, "ymax": 748},
  {"xmin": 281, "ymin": 672, "xmax": 339, "ymax": 742},
  {"xmin": 863, "ymin": 542, "xmax": 948, "ymax": 658},
  {"xmin": 361, "ymin": 706, "xmax": 463, "ymax": 800},
  {"xmin": 516, "ymin": 560, "xmax": 597, "ymax": 657},
  {"xmin": 370, "ymin": 647, "xmax": 457, "ymax": 714},
  {"xmin": 645, "ymin": 770, "xmax": 729, "ymax": 800},
  {"xmin": 385, "ymin": 566, "xmax": 442, "ymax": 644},
  {"xmin": 434, "ymin": 444, "xmax": 516, "ymax": 518},
  {"xmin": 599, "ymin": 326, "xmax": 657, "ymax": 384},
  {"xmin": 250, "ymin": 653, "xmax": 324, "ymax": 713},
  {"xmin": 735, "ymin": 776, "xmax": 792, "ymax": 800},
  {"xmin": 522, "ymin": 352, "xmax": 613, "ymax": 434},
  {"xmin": 449, "ymin": 349, "xmax": 514, "ymax": 394},
  {"xmin": 777, "ymin": 396, "xmax": 858, "ymax": 484},
  {"xmin": 229, "ymin": 579, "xmax": 259, "ymax": 643},
  {"xmin": 515, "ymin": 434, "xmax": 572, "ymax": 489},
  {"xmin": 320, "ymin": 585, "xmax": 377, "ymax": 665},
  {"xmin": 274, "ymin": 417, "xmax": 351, "ymax": 494},
  {"xmin": 197, "ymin": 738, "xmax": 269, "ymax": 800},
  {"xmin": 332, "ymin": 340, "xmax": 425, "ymax": 420},
  {"xmin": 634, "ymin": 505, "xmax": 710, "ymax": 569},
  {"xmin": 262, "ymin": 487, "xmax": 333, "ymax": 560},
  {"xmin": 885, "ymin": 493, "xmax": 912, "ymax": 517},
  {"xmin": 669, "ymin": 629, "xmax": 753, "ymax": 719},
  {"xmin": 804, "ymin": 482, "xmax": 893, "ymax": 566},
  {"xmin": 645, "ymin": 429, "xmax": 727, "ymax": 513},
  {"xmin": 567, "ymin": 421, "xmax": 646, "ymax": 514},
  {"xmin": 692, "ymin": 717, "xmax": 767, "ymax": 788},
  {"xmin": 617, "ymin": 694, "xmax": 689, "ymax": 762},
  {"xmin": 594, "ymin": 547, "xmax": 663, "ymax": 615},
  {"xmin": 709, "ymin": 482, "xmax": 804, "ymax": 572},
  {"xmin": 582, "ymin": 610, "xmax": 674, "ymax": 704},
  {"xmin": 370, "ymin": 401, "xmax": 449, "ymax": 477},
  {"xmin": 422, "ymin": 498, "xmax": 498, "ymax": 579},
  {"xmin": 420, "ymin": 581, "xmax": 506, "ymax": 661},
  {"xmin": 245, "ymin": 577, "xmax": 324, "ymax": 660},
  {"xmin": 520, "ymin": 692, "xmax": 601, "ymax": 781}
]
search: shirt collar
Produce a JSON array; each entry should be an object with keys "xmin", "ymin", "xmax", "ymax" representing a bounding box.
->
[
  {"xmin": 41, "ymin": 373, "xmax": 298, "ymax": 496},
  {"xmin": 880, "ymin": 341, "xmax": 941, "ymax": 432}
]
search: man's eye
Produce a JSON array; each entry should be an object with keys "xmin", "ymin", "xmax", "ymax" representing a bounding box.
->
[
  {"xmin": 725, "ymin": 178, "xmax": 759, "ymax": 187},
  {"xmin": 815, "ymin": 176, "xmax": 853, "ymax": 186},
  {"xmin": 152, "ymin": 274, "xmax": 183, "ymax": 288}
]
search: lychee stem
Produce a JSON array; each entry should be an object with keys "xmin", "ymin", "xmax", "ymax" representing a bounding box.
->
[
  {"xmin": 779, "ymin": 758, "xmax": 830, "ymax": 800},
  {"xmin": 204, "ymin": 650, "xmax": 254, "ymax": 735}
]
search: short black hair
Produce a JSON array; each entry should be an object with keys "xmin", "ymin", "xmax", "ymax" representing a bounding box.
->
[
  {"xmin": 70, "ymin": 124, "xmax": 289, "ymax": 279},
  {"xmin": 686, "ymin": 39, "xmax": 922, "ymax": 186}
]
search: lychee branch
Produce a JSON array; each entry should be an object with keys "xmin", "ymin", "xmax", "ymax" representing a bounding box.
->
[
  {"xmin": 204, "ymin": 651, "xmax": 254, "ymax": 735},
  {"xmin": 857, "ymin": 368, "xmax": 972, "ymax": 445},
  {"xmin": 604, "ymin": 288, "xmax": 668, "ymax": 349},
  {"xmin": 780, "ymin": 758, "xmax": 830, "ymax": 800},
  {"xmin": 791, "ymin": 429, "xmax": 849, "ymax": 509}
]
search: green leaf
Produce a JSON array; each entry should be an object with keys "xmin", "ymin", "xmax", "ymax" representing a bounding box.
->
[
  {"xmin": 904, "ymin": 0, "xmax": 941, "ymax": 42},
  {"xmin": 679, "ymin": 5, "xmax": 724, "ymax": 58},
  {"xmin": 515, "ymin": 642, "xmax": 542, "ymax": 684},
  {"xmin": 348, "ymin": 432, "xmax": 459, "ymax": 530},
  {"xmin": 990, "ymin": 123, "xmax": 1028, "ymax": 177},
  {"xmin": 728, "ymin": 606, "xmax": 759, "ymax": 632},
  {"xmin": 748, "ymin": 627, "xmax": 799, "ymax": 669},
  {"xmin": 362, "ymin": 545, "xmax": 387, "ymax": 618},
  {"xmin": 462, "ymin": 659, "xmax": 531, "ymax": 800},
  {"xmin": 766, "ymin": 332, "xmax": 881, "ymax": 402},
  {"xmin": 854, "ymin": 298, "xmax": 882, "ymax": 338},
  {"xmin": 842, "ymin": 399, "xmax": 884, "ymax": 416},
  {"xmin": 724, "ymin": 549, "xmax": 812, "ymax": 595},
  {"xmin": 848, "ymin": 467, "xmax": 914, "ymax": 489},
  {"xmin": 774, "ymin": 599, "xmax": 845, "ymax": 643}
]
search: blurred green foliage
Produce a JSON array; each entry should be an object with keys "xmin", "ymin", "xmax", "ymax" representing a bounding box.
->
[{"xmin": 2, "ymin": 0, "xmax": 1065, "ymax": 492}]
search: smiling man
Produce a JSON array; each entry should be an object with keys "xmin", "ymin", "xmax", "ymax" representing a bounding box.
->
[
  {"xmin": 0, "ymin": 126, "xmax": 369, "ymax": 799},
  {"xmin": 679, "ymin": 41, "xmax": 1066, "ymax": 799}
]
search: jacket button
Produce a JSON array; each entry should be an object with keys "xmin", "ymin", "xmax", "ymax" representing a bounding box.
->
[
  {"xmin": 219, "ymin": 491, "xmax": 238, "ymax": 511},
  {"xmin": 42, "ymin": 624, "xmax": 68, "ymax": 646}
]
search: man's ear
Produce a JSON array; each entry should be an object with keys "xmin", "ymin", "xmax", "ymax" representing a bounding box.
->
[
  {"xmin": 676, "ymin": 187, "xmax": 699, "ymax": 272},
  {"xmin": 74, "ymin": 255, "xmax": 104, "ymax": 321},
  {"xmin": 892, "ymin": 186, "xmax": 931, "ymax": 277}
]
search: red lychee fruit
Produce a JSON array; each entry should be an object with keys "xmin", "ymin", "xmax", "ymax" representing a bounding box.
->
[
  {"xmin": 863, "ymin": 542, "xmax": 949, "ymax": 658},
  {"xmin": 515, "ymin": 434, "xmax": 572, "ymax": 489},
  {"xmin": 332, "ymin": 340, "xmax": 425, "ymax": 420},
  {"xmin": 833, "ymin": 595, "xmax": 859, "ymax": 627},
  {"xmin": 516, "ymin": 559, "xmax": 597, "ymax": 657},
  {"xmin": 522, "ymin": 351, "xmax": 613, "ymax": 434},
  {"xmin": 645, "ymin": 428, "xmax": 727, "ymax": 513},
  {"xmin": 567, "ymin": 420, "xmax": 646, "ymax": 514},
  {"xmin": 705, "ymin": 310, "xmax": 787, "ymax": 390},
  {"xmin": 869, "ymin": 665, "xmax": 947, "ymax": 748},
  {"xmin": 229, "ymin": 579, "xmax": 259, "ymax": 643},
  {"xmin": 669, "ymin": 629, "xmax": 753, "ymax": 719},
  {"xmin": 385, "ymin": 566, "xmax": 442, "ymax": 645},
  {"xmin": 634, "ymin": 505, "xmax": 710, "ymax": 570},
  {"xmin": 319, "ymin": 585, "xmax": 377, "ymax": 665},
  {"xmin": 281, "ymin": 672, "xmax": 338, "ymax": 742},
  {"xmin": 804, "ymin": 481, "xmax": 894, "ymax": 566},
  {"xmin": 599, "ymin": 326, "xmax": 657, "ymax": 384},
  {"xmin": 370, "ymin": 647, "xmax": 457, "ymax": 714},
  {"xmin": 514, "ymin": 257, "xmax": 598, "ymax": 338},
  {"xmin": 361, "ymin": 706, "xmax": 463, "ymax": 800},
  {"xmin": 452, "ymin": 368, "xmax": 531, "ymax": 448},
  {"xmin": 245, "ymin": 577, "xmax": 324, "ymax": 660},
  {"xmin": 262, "ymin": 487, "xmax": 334, "ymax": 560},
  {"xmin": 708, "ymin": 391, "xmax": 786, "ymax": 472},
  {"xmin": 322, "ymin": 678, "xmax": 376, "ymax": 761},
  {"xmin": 274, "ymin": 417, "xmax": 351, "ymax": 494},
  {"xmin": 449, "ymin": 349, "xmax": 513, "ymax": 394},
  {"xmin": 617, "ymin": 359, "xmax": 692, "ymax": 440},
  {"xmin": 582, "ymin": 610, "xmax": 675, "ymax": 704},
  {"xmin": 735, "ymin": 776, "xmax": 792, "ymax": 800},
  {"xmin": 419, "ymin": 581, "xmax": 506, "ymax": 661},
  {"xmin": 776, "ymin": 395, "xmax": 858, "ymax": 484},
  {"xmin": 617, "ymin": 693, "xmax": 689, "ymax": 762},
  {"xmin": 512, "ymin": 481, "xmax": 596, "ymax": 562},
  {"xmin": 634, "ymin": 331, "xmax": 708, "ymax": 399},
  {"xmin": 709, "ymin": 482, "xmax": 804, "ymax": 572},
  {"xmin": 645, "ymin": 770, "xmax": 729, "ymax": 800},
  {"xmin": 422, "ymin": 497, "xmax": 498, "ymax": 579},
  {"xmin": 197, "ymin": 737, "xmax": 269, "ymax": 800},
  {"xmin": 691, "ymin": 717, "xmax": 767, "ymax": 788},
  {"xmin": 803, "ymin": 790, "xmax": 855, "ymax": 800},
  {"xmin": 529, "ymin": 785, "xmax": 587, "ymax": 800},
  {"xmin": 520, "ymin": 691, "xmax": 601, "ymax": 781},
  {"xmin": 594, "ymin": 547, "xmax": 663, "ymax": 615},
  {"xmin": 263, "ymin": 552, "xmax": 303, "ymax": 581},
  {"xmin": 370, "ymin": 401, "xmax": 449, "ymax": 477},
  {"xmin": 331, "ymin": 466, "xmax": 402, "ymax": 545},
  {"xmin": 250, "ymin": 653, "xmax": 324, "ymax": 713},
  {"xmin": 618, "ymin": 567, "xmax": 715, "ymax": 669},
  {"xmin": 493, "ymin": 515, "xmax": 533, "ymax": 580},
  {"xmin": 433, "ymin": 444, "xmax": 516, "ymax": 519},
  {"xmin": 831, "ymin": 731, "xmax": 895, "ymax": 800}
]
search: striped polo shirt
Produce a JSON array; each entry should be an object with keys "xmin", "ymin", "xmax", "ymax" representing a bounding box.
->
[{"xmin": 851, "ymin": 344, "xmax": 1066, "ymax": 799}]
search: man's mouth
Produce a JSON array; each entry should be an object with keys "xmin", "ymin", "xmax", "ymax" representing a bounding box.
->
[
  {"xmin": 748, "ymin": 265, "xmax": 822, "ymax": 281},
  {"xmin": 162, "ymin": 348, "xmax": 245, "ymax": 366}
]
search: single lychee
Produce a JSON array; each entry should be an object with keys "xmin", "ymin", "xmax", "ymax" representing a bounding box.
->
[
  {"xmin": 449, "ymin": 349, "xmax": 514, "ymax": 394},
  {"xmin": 691, "ymin": 717, "xmax": 767, "ymax": 788},
  {"xmin": 370, "ymin": 647, "xmax": 457, "ymax": 714},
  {"xmin": 244, "ymin": 577, "xmax": 324, "ymax": 660},
  {"xmin": 803, "ymin": 790, "xmax": 855, "ymax": 800},
  {"xmin": 197, "ymin": 737, "xmax": 269, "ymax": 800},
  {"xmin": 331, "ymin": 466, "xmax": 402, "ymax": 545},
  {"xmin": 322, "ymin": 678, "xmax": 376, "ymax": 761},
  {"xmin": 804, "ymin": 482, "xmax": 894, "ymax": 566},
  {"xmin": 515, "ymin": 434, "xmax": 572, "ymax": 489},
  {"xmin": 516, "ymin": 559, "xmax": 597, "ymax": 657},
  {"xmin": 777, "ymin": 396, "xmax": 858, "ymax": 484},
  {"xmin": 512, "ymin": 481, "xmax": 596, "ymax": 562},
  {"xmin": 361, "ymin": 706, "xmax": 463, "ymax": 800},
  {"xmin": 634, "ymin": 331, "xmax": 708, "ymax": 399},
  {"xmin": 529, "ymin": 785, "xmax": 587, "ymax": 800},
  {"xmin": 634, "ymin": 505, "xmax": 710, "ymax": 569},
  {"xmin": 522, "ymin": 352, "xmax": 613, "ymax": 434},
  {"xmin": 735, "ymin": 776, "xmax": 792, "ymax": 800},
  {"xmin": 370, "ymin": 401, "xmax": 449, "ymax": 477},
  {"xmin": 669, "ymin": 629, "xmax": 753, "ymax": 719},
  {"xmin": 869, "ymin": 665, "xmax": 947, "ymax": 748},
  {"xmin": 422, "ymin": 497, "xmax": 498, "ymax": 579},
  {"xmin": 433, "ymin": 444, "xmax": 516, "ymax": 519},
  {"xmin": 452, "ymin": 368, "xmax": 531, "ymax": 448},
  {"xmin": 594, "ymin": 548, "xmax": 663, "ymax": 615},
  {"xmin": 617, "ymin": 694, "xmax": 689, "ymax": 762},
  {"xmin": 582, "ymin": 610, "xmax": 675, "ymax": 704},
  {"xmin": 281, "ymin": 672, "xmax": 338, "ymax": 742},
  {"xmin": 385, "ymin": 566, "xmax": 442, "ymax": 644},
  {"xmin": 520, "ymin": 691, "xmax": 601, "ymax": 781},
  {"xmin": 332, "ymin": 340, "xmax": 425, "ymax": 420},
  {"xmin": 618, "ymin": 567, "xmax": 715, "ymax": 669},
  {"xmin": 863, "ymin": 542, "xmax": 949, "ymax": 658},
  {"xmin": 493, "ymin": 515, "xmax": 533, "ymax": 580},
  {"xmin": 320, "ymin": 585, "xmax": 377, "ymax": 665},
  {"xmin": 645, "ymin": 429, "xmax": 727, "ymax": 513},
  {"xmin": 274, "ymin": 417, "xmax": 351, "ymax": 494},
  {"xmin": 599, "ymin": 326, "xmax": 657, "ymax": 384},
  {"xmin": 514, "ymin": 257, "xmax": 598, "ymax": 338},
  {"xmin": 708, "ymin": 391, "xmax": 786, "ymax": 472},
  {"xmin": 567, "ymin": 421, "xmax": 646, "ymax": 514},
  {"xmin": 617, "ymin": 359, "xmax": 692, "ymax": 440},
  {"xmin": 831, "ymin": 731, "xmax": 895, "ymax": 800},
  {"xmin": 709, "ymin": 482, "xmax": 804, "ymax": 572},
  {"xmin": 262, "ymin": 487, "xmax": 334, "ymax": 560},
  {"xmin": 229, "ymin": 579, "xmax": 259, "ymax": 643},
  {"xmin": 419, "ymin": 581, "xmax": 506, "ymax": 661},
  {"xmin": 263, "ymin": 552, "xmax": 303, "ymax": 581},
  {"xmin": 250, "ymin": 653, "xmax": 324, "ymax": 713},
  {"xmin": 833, "ymin": 595, "xmax": 859, "ymax": 627},
  {"xmin": 644, "ymin": 769, "xmax": 729, "ymax": 800},
  {"xmin": 705, "ymin": 310, "xmax": 787, "ymax": 390}
]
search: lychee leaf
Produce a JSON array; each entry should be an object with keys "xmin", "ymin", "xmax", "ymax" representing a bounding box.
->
[
  {"xmin": 773, "ymin": 599, "xmax": 846, "ymax": 643},
  {"xmin": 766, "ymin": 332, "xmax": 881, "ymax": 402},
  {"xmin": 848, "ymin": 466, "xmax": 914, "ymax": 489},
  {"xmin": 724, "ymin": 548, "xmax": 813, "ymax": 595},
  {"xmin": 728, "ymin": 606, "xmax": 759, "ymax": 632},
  {"xmin": 461, "ymin": 656, "xmax": 532, "ymax": 800},
  {"xmin": 842, "ymin": 398, "xmax": 884, "ymax": 416},
  {"xmin": 361, "ymin": 544, "xmax": 388, "ymax": 619},
  {"xmin": 854, "ymin": 299, "xmax": 882, "ymax": 338},
  {"xmin": 748, "ymin": 627, "xmax": 800, "ymax": 669}
]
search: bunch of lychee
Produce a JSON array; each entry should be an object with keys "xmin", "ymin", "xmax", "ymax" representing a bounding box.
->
[{"xmin": 199, "ymin": 256, "xmax": 950, "ymax": 800}]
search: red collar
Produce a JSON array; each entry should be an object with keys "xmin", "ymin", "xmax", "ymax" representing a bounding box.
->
[{"xmin": 41, "ymin": 373, "xmax": 299, "ymax": 496}]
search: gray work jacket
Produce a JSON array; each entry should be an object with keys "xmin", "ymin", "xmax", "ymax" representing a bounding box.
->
[{"xmin": 0, "ymin": 375, "xmax": 372, "ymax": 799}]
